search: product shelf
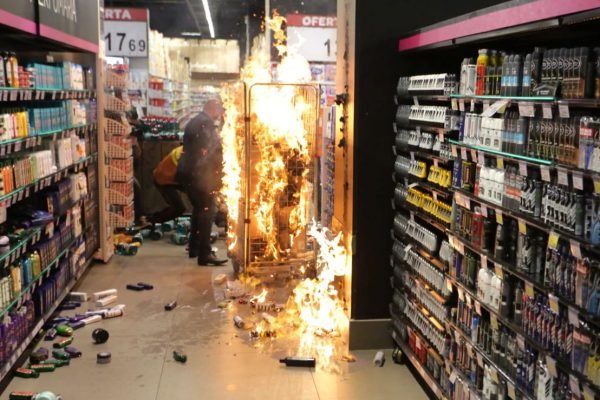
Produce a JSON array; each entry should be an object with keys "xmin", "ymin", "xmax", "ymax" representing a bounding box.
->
[
  {"xmin": 390, "ymin": 316, "xmax": 448, "ymax": 400},
  {"xmin": 0, "ymin": 154, "xmax": 96, "ymax": 209},
  {"xmin": 448, "ymin": 140, "xmax": 553, "ymax": 166},
  {"xmin": 445, "ymin": 273, "xmax": 600, "ymax": 395},
  {"xmin": 392, "ymin": 201, "xmax": 451, "ymax": 235},
  {"xmin": 0, "ymin": 251, "xmax": 92, "ymax": 383},
  {"xmin": 0, "ymin": 87, "xmax": 95, "ymax": 102},
  {"xmin": 0, "ymin": 228, "xmax": 42, "ymax": 270},
  {"xmin": 0, "ymin": 123, "xmax": 95, "ymax": 158},
  {"xmin": 392, "ymin": 146, "xmax": 453, "ymax": 166}
]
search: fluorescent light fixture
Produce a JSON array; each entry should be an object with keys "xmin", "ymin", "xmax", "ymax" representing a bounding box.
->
[
  {"xmin": 201, "ymin": 0, "xmax": 215, "ymax": 38},
  {"xmin": 181, "ymin": 32, "xmax": 202, "ymax": 37}
]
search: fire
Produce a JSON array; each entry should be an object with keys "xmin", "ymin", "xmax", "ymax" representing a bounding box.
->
[{"xmin": 250, "ymin": 288, "xmax": 268, "ymax": 304}]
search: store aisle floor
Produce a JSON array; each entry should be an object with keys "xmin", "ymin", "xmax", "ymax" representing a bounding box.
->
[{"xmin": 4, "ymin": 240, "xmax": 428, "ymax": 400}]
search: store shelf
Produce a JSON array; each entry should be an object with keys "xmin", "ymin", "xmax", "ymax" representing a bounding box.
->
[
  {"xmin": 0, "ymin": 154, "xmax": 97, "ymax": 209},
  {"xmin": 0, "ymin": 229, "xmax": 42, "ymax": 269},
  {"xmin": 390, "ymin": 321, "xmax": 447, "ymax": 400},
  {"xmin": 393, "ymin": 145, "xmax": 453, "ymax": 166},
  {"xmin": 0, "ymin": 88, "xmax": 95, "ymax": 102},
  {"xmin": 450, "ymin": 186, "xmax": 599, "ymax": 252},
  {"xmin": 0, "ymin": 123, "xmax": 96, "ymax": 158},
  {"xmin": 447, "ymin": 319, "xmax": 534, "ymax": 400},
  {"xmin": 0, "ymin": 252, "xmax": 92, "ymax": 383},
  {"xmin": 448, "ymin": 140, "xmax": 553, "ymax": 166}
]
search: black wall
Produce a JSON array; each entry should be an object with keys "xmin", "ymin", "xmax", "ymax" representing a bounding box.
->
[{"xmin": 351, "ymin": 0, "xmax": 510, "ymax": 320}]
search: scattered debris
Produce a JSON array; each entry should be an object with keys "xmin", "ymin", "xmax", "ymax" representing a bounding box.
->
[
  {"xmin": 53, "ymin": 337, "xmax": 73, "ymax": 349},
  {"xmin": 373, "ymin": 351, "xmax": 385, "ymax": 367},
  {"xmin": 279, "ymin": 357, "xmax": 316, "ymax": 368},
  {"xmin": 213, "ymin": 274, "xmax": 227, "ymax": 285},
  {"xmin": 14, "ymin": 368, "xmax": 39, "ymax": 378},
  {"xmin": 64, "ymin": 347, "xmax": 82, "ymax": 358},
  {"xmin": 68, "ymin": 292, "xmax": 89, "ymax": 302},
  {"xmin": 95, "ymin": 295, "xmax": 118, "ymax": 307},
  {"xmin": 173, "ymin": 351, "xmax": 187, "ymax": 363},
  {"xmin": 96, "ymin": 352, "xmax": 111, "ymax": 364},
  {"xmin": 55, "ymin": 325, "xmax": 73, "ymax": 337},
  {"xmin": 9, "ymin": 391, "xmax": 37, "ymax": 400},
  {"xmin": 126, "ymin": 283, "xmax": 144, "ymax": 291},
  {"xmin": 92, "ymin": 289, "xmax": 118, "ymax": 302},
  {"xmin": 92, "ymin": 328, "xmax": 110, "ymax": 344},
  {"xmin": 52, "ymin": 350, "xmax": 70, "ymax": 361},
  {"xmin": 341, "ymin": 354, "xmax": 356, "ymax": 363},
  {"xmin": 225, "ymin": 280, "xmax": 247, "ymax": 299},
  {"xmin": 137, "ymin": 282, "xmax": 154, "ymax": 290},
  {"xmin": 233, "ymin": 315, "xmax": 245, "ymax": 329},
  {"xmin": 164, "ymin": 301, "xmax": 177, "ymax": 311}
]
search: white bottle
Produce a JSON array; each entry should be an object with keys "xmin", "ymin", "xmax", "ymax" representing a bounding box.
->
[{"xmin": 491, "ymin": 274, "xmax": 502, "ymax": 310}]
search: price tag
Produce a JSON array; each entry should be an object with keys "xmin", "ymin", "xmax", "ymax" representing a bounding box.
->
[
  {"xmin": 447, "ymin": 278, "xmax": 453, "ymax": 292},
  {"xmin": 470, "ymin": 99, "xmax": 475, "ymax": 112},
  {"xmin": 569, "ymin": 375, "xmax": 581, "ymax": 398},
  {"xmin": 410, "ymin": 151, "xmax": 415, "ymax": 161},
  {"xmin": 104, "ymin": 17, "xmax": 149, "ymax": 57},
  {"xmin": 14, "ymin": 141, "xmax": 21, "ymax": 152},
  {"xmin": 525, "ymin": 281, "xmax": 535, "ymax": 298},
  {"xmin": 496, "ymin": 210, "xmax": 503, "ymax": 225},
  {"xmin": 461, "ymin": 147, "xmax": 468, "ymax": 160},
  {"xmin": 541, "ymin": 165, "xmax": 551, "ymax": 182},
  {"xmin": 480, "ymin": 204, "xmax": 488, "ymax": 217},
  {"xmin": 545, "ymin": 355, "xmax": 558, "ymax": 378},
  {"xmin": 548, "ymin": 294, "xmax": 559, "ymax": 314},
  {"xmin": 37, "ymin": 136, "xmax": 42, "ymax": 146},
  {"xmin": 518, "ymin": 219, "xmax": 527, "ymax": 235},
  {"xmin": 568, "ymin": 306, "xmax": 580, "ymax": 326},
  {"xmin": 542, "ymin": 103, "xmax": 553, "ymax": 119},
  {"xmin": 459, "ymin": 99, "xmax": 465, "ymax": 112},
  {"xmin": 518, "ymin": 102, "xmax": 535, "ymax": 118},
  {"xmin": 496, "ymin": 157, "xmax": 504, "ymax": 169},
  {"xmin": 490, "ymin": 314, "xmax": 499, "ymax": 330},
  {"xmin": 507, "ymin": 382, "xmax": 516, "ymax": 400},
  {"xmin": 17, "ymin": 191, "xmax": 23, "ymax": 202},
  {"xmin": 558, "ymin": 103, "xmax": 570, "ymax": 119},
  {"xmin": 478, "ymin": 151, "xmax": 485, "ymax": 165},
  {"xmin": 457, "ymin": 287, "xmax": 465, "ymax": 301},
  {"xmin": 494, "ymin": 263, "xmax": 503, "ymax": 279},
  {"xmin": 474, "ymin": 300, "xmax": 481, "ymax": 315},
  {"xmin": 557, "ymin": 168, "xmax": 569, "ymax": 186},
  {"xmin": 0, "ymin": 146, "xmax": 5, "ymax": 157},
  {"xmin": 46, "ymin": 221, "xmax": 54, "ymax": 238},
  {"xmin": 449, "ymin": 369, "xmax": 458, "ymax": 384},
  {"xmin": 570, "ymin": 172, "xmax": 583, "ymax": 191},
  {"xmin": 480, "ymin": 254, "xmax": 488, "ymax": 267},
  {"xmin": 465, "ymin": 293, "xmax": 472, "ymax": 307},
  {"xmin": 413, "ymin": 96, "xmax": 419, "ymax": 106},
  {"xmin": 570, "ymin": 240, "xmax": 582, "ymax": 259},
  {"xmin": 470, "ymin": 149, "xmax": 477, "ymax": 162},
  {"xmin": 477, "ymin": 352, "xmax": 484, "ymax": 368},
  {"xmin": 451, "ymin": 98, "xmax": 458, "ymax": 111},
  {"xmin": 519, "ymin": 161, "xmax": 528, "ymax": 177},
  {"xmin": 548, "ymin": 231, "xmax": 559, "ymax": 249},
  {"xmin": 490, "ymin": 368, "xmax": 499, "ymax": 383},
  {"xmin": 451, "ymin": 145, "xmax": 458, "ymax": 158}
]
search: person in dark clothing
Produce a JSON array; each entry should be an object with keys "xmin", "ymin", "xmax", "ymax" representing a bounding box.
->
[{"xmin": 176, "ymin": 99, "xmax": 227, "ymax": 266}]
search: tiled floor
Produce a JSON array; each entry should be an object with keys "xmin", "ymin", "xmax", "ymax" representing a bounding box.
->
[{"xmin": 3, "ymin": 239, "xmax": 428, "ymax": 400}]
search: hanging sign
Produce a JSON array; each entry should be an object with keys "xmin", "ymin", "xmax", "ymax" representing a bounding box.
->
[
  {"xmin": 104, "ymin": 8, "xmax": 149, "ymax": 57},
  {"xmin": 286, "ymin": 14, "xmax": 337, "ymax": 62}
]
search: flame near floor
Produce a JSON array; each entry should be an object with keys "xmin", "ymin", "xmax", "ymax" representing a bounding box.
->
[{"xmin": 3, "ymin": 237, "xmax": 428, "ymax": 400}]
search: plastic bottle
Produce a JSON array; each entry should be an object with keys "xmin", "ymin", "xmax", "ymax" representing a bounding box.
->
[
  {"xmin": 522, "ymin": 54, "xmax": 532, "ymax": 96},
  {"xmin": 476, "ymin": 49, "xmax": 489, "ymax": 96},
  {"xmin": 8, "ymin": 53, "xmax": 18, "ymax": 88}
]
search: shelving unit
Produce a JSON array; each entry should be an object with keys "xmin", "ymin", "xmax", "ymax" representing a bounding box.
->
[{"xmin": 392, "ymin": 3, "xmax": 600, "ymax": 400}]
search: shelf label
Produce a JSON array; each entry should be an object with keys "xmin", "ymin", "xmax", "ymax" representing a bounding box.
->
[
  {"xmin": 413, "ymin": 96, "xmax": 419, "ymax": 106},
  {"xmin": 451, "ymin": 98, "xmax": 458, "ymax": 111},
  {"xmin": 542, "ymin": 103, "xmax": 553, "ymax": 119},
  {"xmin": 518, "ymin": 102, "xmax": 535, "ymax": 118},
  {"xmin": 494, "ymin": 263, "xmax": 503, "ymax": 279},
  {"xmin": 480, "ymin": 204, "xmax": 488, "ymax": 217},
  {"xmin": 490, "ymin": 314, "xmax": 499, "ymax": 330},
  {"xmin": 525, "ymin": 281, "xmax": 535, "ymax": 298},
  {"xmin": 460, "ymin": 147, "xmax": 468, "ymax": 160},
  {"xmin": 570, "ymin": 240, "xmax": 582, "ymax": 259},
  {"xmin": 449, "ymin": 369, "xmax": 458, "ymax": 384},
  {"xmin": 573, "ymin": 172, "xmax": 584, "ymax": 190},
  {"xmin": 474, "ymin": 300, "xmax": 481, "ymax": 315},
  {"xmin": 557, "ymin": 168, "xmax": 569, "ymax": 186},
  {"xmin": 519, "ymin": 161, "xmax": 527, "ymax": 177},
  {"xmin": 478, "ymin": 151, "xmax": 485, "ymax": 166},
  {"xmin": 507, "ymin": 382, "xmax": 516, "ymax": 400},
  {"xmin": 541, "ymin": 166, "xmax": 551, "ymax": 182},
  {"xmin": 457, "ymin": 287, "xmax": 465, "ymax": 301},
  {"xmin": 451, "ymin": 145, "xmax": 458, "ymax": 158},
  {"xmin": 495, "ymin": 210, "xmax": 503, "ymax": 225},
  {"xmin": 496, "ymin": 157, "xmax": 504, "ymax": 169},
  {"xmin": 518, "ymin": 219, "xmax": 527, "ymax": 235},
  {"xmin": 568, "ymin": 306, "xmax": 580, "ymax": 326},
  {"xmin": 569, "ymin": 375, "xmax": 580, "ymax": 398},
  {"xmin": 490, "ymin": 368, "xmax": 499, "ymax": 384},
  {"xmin": 470, "ymin": 99, "xmax": 475, "ymax": 112},
  {"xmin": 548, "ymin": 231, "xmax": 560, "ymax": 249},
  {"xmin": 558, "ymin": 104, "xmax": 570, "ymax": 119},
  {"xmin": 470, "ymin": 149, "xmax": 477, "ymax": 162},
  {"xmin": 546, "ymin": 355, "xmax": 558, "ymax": 378},
  {"xmin": 446, "ymin": 278, "xmax": 453, "ymax": 292},
  {"xmin": 459, "ymin": 99, "xmax": 465, "ymax": 112},
  {"xmin": 410, "ymin": 151, "xmax": 415, "ymax": 161},
  {"xmin": 481, "ymin": 99, "xmax": 510, "ymax": 118},
  {"xmin": 548, "ymin": 293, "xmax": 559, "ymax": 314},
  {"xmin": 476, "ymin": 352, "xmax": 484, "ymax": 368},
  {"xmin": 465, "ymin": 293, "xmax": 472, "ymax": 307},
  {"xmin": 480, "ymin": 254, "xmax": 488, "ymax": 267}
]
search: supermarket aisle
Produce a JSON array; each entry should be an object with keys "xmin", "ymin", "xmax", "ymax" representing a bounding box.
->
[{"xmin": 4, "ymin": 240, "xmax": 428, "ymax": 400}]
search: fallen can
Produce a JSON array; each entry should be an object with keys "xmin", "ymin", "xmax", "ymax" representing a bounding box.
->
[
  {"xmin": 55, "ymin": 325, "xmax": 73, "ymax": 337},
  {"xmin": 233, "ymin": 315, "xmax": 245, "ymax": 329},
  {"xmin": 173, "ymin": 351, "xmax": 187, "ymax": 363},
  {"xmin": 164, "ymin": 301, "xmax": 177, "ymax": 311},
  {"xmin": 14, "ymin": 368, "xmax": 39, "ymax": 378},
  {"xmin": 29, "ymin": 364, "xmax": 55, "ymax": 373},
  {"xmin": 53, "ymin": 337, "xmax": 73, "ymax": 349},
  {"xmin": 9, "ymin": 391, "xmax": 35, "ymax": 400},
  {"xmin": 97, "ymin": 352, "xmax": 111, "ymax": 364},
  {"xmin": 64, "ymin": 346, "xmax": 82, "ymax": 358},
  {"xmin": 92, "ymin": 328, "xmax": 109, "ymax": 344},
  {"xmin": 51, "ymin": 350, "xmax": 71, "ymax": 361}
]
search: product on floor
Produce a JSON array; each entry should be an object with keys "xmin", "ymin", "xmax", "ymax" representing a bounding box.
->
[
  {"xmin": 279, "ymin": 357, "xmax": 316, "ymax": 368},
  {"xmin": 164, "ymin": 300, "xmax": 177, "ymax": 311},
  {"xmin": 373, "ymin": 351, "xmax": 385, "ymax": 367},
  {"xmin": 126, "ymin": 283, "xmax": 144, "ymax": 291},
  {"xmin": 92, "ymin": 289, "xmax": 118, "ymax": 301},
  {"xmin": 173, "ymin": 351, "xmax": 187, "ymax": 363},
  {"xmin": 92, "ymin": 328, "xmax": 109, "ymax": 344},
  {"xmin": 14, "ymin": 368, "xmax": 39, "ymax": 378},
  {"xmin": 96, "ymin": 352, "xmax": 111, "ymax": 364}
]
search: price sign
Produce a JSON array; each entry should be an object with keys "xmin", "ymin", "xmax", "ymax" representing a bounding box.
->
[
  {"xmin": 558, "ymin": 103, "xmax": 570, "ymax": 119},
  {"xmin": 286, "ymin": 14, "xmax": 337, "ymax": 62},
  {"xmin": 104, "ymin": 8, "xmax": 149, "ymax": 57},
  {"xmin": 518, "ymin": 102, "xmax": 535, "ymax": 117},
  {"xmin": 557, "ymin": 168, "xmax": 569, "ymax": 186},
  {"xmin": 541, "ymin": 165, "xmax": 551, "ymax": 182},
  {"xmin": 542, "ymin": 103, "xmax": 553, "ymax": 119},
  {"xmin": 573, "ymin": 172, "xmax": 584, "ymax": 190},
  {"xmin": 546, "ymin": 356, "xmax": 558, "ymax": 378},
  {"xmin": 519, "ymin": 161, "xmax": 528, "ymax": 177}
]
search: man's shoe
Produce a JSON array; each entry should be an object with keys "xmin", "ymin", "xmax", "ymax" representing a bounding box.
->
[{"xmin": 198, "ymin": 253, "xmax": 228, "ymax": 266}]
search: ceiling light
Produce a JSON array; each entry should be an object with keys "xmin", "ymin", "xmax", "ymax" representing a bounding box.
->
[{"xmin": 201, "ymin": 0, "xmax": 215, "ymax": 38}]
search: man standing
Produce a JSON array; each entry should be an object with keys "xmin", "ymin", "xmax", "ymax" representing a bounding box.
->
[{"xmin": 177, "ymin": 99, "xmax": 228, "ymax": 266}]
